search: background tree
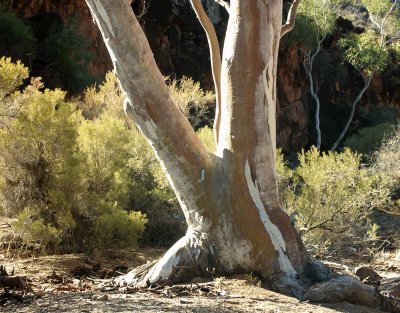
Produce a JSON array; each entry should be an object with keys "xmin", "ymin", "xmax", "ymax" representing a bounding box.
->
[{"xmin": 290, "ymin": 0, "xmax": 399, "ymax": 150}]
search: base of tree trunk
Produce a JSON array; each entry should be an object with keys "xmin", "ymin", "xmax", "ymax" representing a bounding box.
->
[
  {"xmin": 115, "ymin": 232, "xmax": 212, "ymax": 288},
  {"xmin": 113, "ymin": 242, "xmax": 400, "ymax": 313}
]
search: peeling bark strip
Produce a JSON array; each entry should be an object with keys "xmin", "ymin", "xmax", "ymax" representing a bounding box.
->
[{"xmin": 245, "ymin": 160, "xmax": 296, "ymax": 275}]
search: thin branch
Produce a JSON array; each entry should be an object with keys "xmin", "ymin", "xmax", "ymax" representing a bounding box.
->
[
  {"xmin": 303, "ymin": 33, "xmax": 326, "ymax": 149},
  {"xmin": 369, "ymin": 14, "xmax": 381, "ymax": 30},
  {"xmin": 330, "ymin": 70, "xmax": 375, "ymax": 151},
  {"xmin": 281, "ymin": 0, "xmax": 302, "ymax": 38},
  {"xmin": 213, "ymin": 0, "xmax": 230, "ymax": 13},
  {"xmin": 189, "ymin": 0, "xmax": 222, "ymax": 145}
]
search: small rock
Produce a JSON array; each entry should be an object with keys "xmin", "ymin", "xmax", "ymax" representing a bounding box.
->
[
  {"xmin": 355, "ymin": 266, "xmax": 382, "ymax": 282},
  {"xmin": 388, "ymin": 284, "xmax": 400, "ymax": 298}
]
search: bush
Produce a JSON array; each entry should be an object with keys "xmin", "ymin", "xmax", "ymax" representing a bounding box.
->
[
  {"xmin": 277, "ymin": 147, "xmax": 390, "ymax": 251},
  {"xmin": 168, "ymin": 76, "xmax": 215, "ymax": 130},
  {"xmin": 344, "ymin": 105, "xmax": 399, "ymax": 155},
  {"xmin": 343, "ymin": 122, "xmax": 394, "ymax": 155},
  {"xmin": 78, "ymin": 72, "xmax": 125, "ymax": 120},
  {"xmin": 0, "ymin": 61, "xmax": 148, "ymax": 253},
  {"xmin": 0, "ymin": 79, "xmax": 87, "ymax": 251},
  {"xmin": 95, "ymin": 205, "xmax": 147, "ymax": 249},
  {"xmin": 0, "ymin": 56, "xmax": 29, "ymax": 126},
  {"xmin": 0, "ymin": 66, "xmax": 219, "ymax": 251},
  {"xmin": 196, "ymin": 126, "xmax": 215, "ymax": 152},
  {"xmin": 371, "ymin": 124, "xmax": 400, "ymax": 214}
]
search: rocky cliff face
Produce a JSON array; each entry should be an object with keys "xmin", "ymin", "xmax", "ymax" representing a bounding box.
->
[
  {"xmin": 11, "ymin": 0, "xmax": 112, "ymax": 75},
  {"xmin": 9, "ymin": 0, "xmax": 399, "ymax": 153}
]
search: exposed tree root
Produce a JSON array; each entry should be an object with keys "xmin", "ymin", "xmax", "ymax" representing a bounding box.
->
[
  {"xmin": 114, "ymin": 230, "xmax": 212, "ymax": 288},
  {"xmin": 113, "ymin": 253, "xmax": 399, "ymax": 312},
  {"xmin": 304, "ymin": 275, "xmax": 400, "ymax": 312}
]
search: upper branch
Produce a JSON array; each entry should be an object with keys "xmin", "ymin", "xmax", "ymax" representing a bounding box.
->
[
  {"xmin": 189, "ymin": 0, "xmax": 222, "ymax": 145},
  {"xmin": 281, "ymin": 0, "xmax": 302, "ymax": 38},
  {"xmin": 85, "ymin": 0, "xmax": 208, "ymax": 174},
  {"xmin": 213, "ymin": 0, "xmax": 230, "ymax": 13}
]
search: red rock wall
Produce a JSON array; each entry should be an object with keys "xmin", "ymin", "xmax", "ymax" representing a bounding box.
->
[
  {"xmin": 9, "ymin": 0, "xmax": 399, "ymax": 153},
  {"xmin": 12, "ymin": 0, "xmax": 112, "ymax": 76}
]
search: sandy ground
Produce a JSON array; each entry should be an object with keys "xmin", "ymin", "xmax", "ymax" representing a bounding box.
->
[{"xmin": 1, "ymin": 218, "xmax": 399, "ymax": 313}]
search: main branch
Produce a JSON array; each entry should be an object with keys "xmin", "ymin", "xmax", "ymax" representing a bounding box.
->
[
  {"xmin": 281, "ymin": 0, "xmax": 302, "ymax": 38},
  {"xmin": 303, "ymin": 34, "xmax": 326, "ymax": 149},
  {"xmin": 189, "ymin": 0, "xmax": 222, "ymax": 145},
  {"xmin": 85, "ymin": 0, "xmax": 209, "ymax": 190}
]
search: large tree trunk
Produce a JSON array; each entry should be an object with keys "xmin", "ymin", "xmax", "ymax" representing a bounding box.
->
[
  {"xmin": 84, "ymin": 0, "xmax": 323, "ymax": 295},
  {"xmin": 84, "ymin": 2, "xmax": 399, "ymax": 308}
]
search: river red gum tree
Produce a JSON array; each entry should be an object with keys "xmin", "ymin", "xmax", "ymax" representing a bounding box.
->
[{"xmin": 84, "ymin": 0, "xmax": 395, "ymax": 307}]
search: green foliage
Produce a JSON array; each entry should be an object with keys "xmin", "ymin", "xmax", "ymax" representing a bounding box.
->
[
  {"xmin": 344, "ymin": 122, "xmax": 394, "ymax": 155},
  {"xmin": 79, "ymin": 72, "xmax": 125, "ymax": 120},
  {"xmin": 277, "ymin": 147, "xmax": 390, "ymax": 250},
  {"xmin": 343, "ymin": 105, "xmax": 398, "ymax": 155},
  {"xmin": 78, "ymin": 114, "xmax": 135, "ymax": 208},
  {"xmin": 286, "ymin": 15, "xmax": 319, "ymax": 50},
  {"xmin": 362, "ymin": 0, "xmax": 400, "ymax": 33},
  {"xmin": 0, "ymin": 56, "xmax": 29, "ymax": 127},
  {"xmin": 371, "ymin": 124, "xmax": 400, "ymax": 214},
  {"xmin": 0, "ymin": 7, "xmax": 36, "ymax": 60},
  {"xmin": 38, "ymin": 16, "xmax": 97, "ymax": 94},
  {"xmin": 79, "ymin": 72, "xmax": 184, "ymax": 247},
  {"xmin": 95, "ymin": 206, "xmax": 147, "ymax": 249},
  {"xmin": 288, "ymin": 0, "xmax": 337, "ymax": 50},
  {"xmin": 0, "ymin": 65, "xmax": 223, "ymax": 251},
  {"xmin": 298, "ymin": 0, "xmax": 337, "ymax": 35},
  {"xmin": 0, "ymin": 56, "xmax": 29, "ymax": 97},
  {"xmin": 0, "ymin": 78, "xmax": 86, "ymax": 251},
  {"xmin": 168, "ymin": 76, "xmax": 215, "ymax": 129},
  {"xmin": 362, "ymin": 105, "xmax": 399, "ymax": 126},
  {"xmin": 338, "ymin": 30, "xmax": 391, "ymax": 74},
  {"xmin": 0, "ymin": 61, "xmax": 149, "ymax": 253},
  {"xmin": 197, "ymin": 126, "xmax": 215, "ymax": 152}
]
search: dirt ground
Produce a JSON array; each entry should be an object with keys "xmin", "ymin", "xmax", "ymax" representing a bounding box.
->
[{"xmin": 1, "ymin": 218, "xmax": 399, "ymax": 313}]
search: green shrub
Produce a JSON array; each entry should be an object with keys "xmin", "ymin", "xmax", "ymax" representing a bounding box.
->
[
  {"xmin": 0, "ymin": 61, "xmax": 148, "ymax": 253},
  {"xmin": 95, "ymin": 205, "xmax": 147, "ymax": 249},
  {"xmin": 277, "ymin": 147, "xmax": 390, "ymax": 251},
  {"xmin": 79, "ymin": 76, "xmax": 185, "ymax": 247},
  {"xmin": 78, "ymin": 71, "xmax": 125, "ymax": 120},
  {"xmin": 343, "ymin": 122, "xmax": 394, "ymax": 155},
  {"xmin": 0, "ymin": 78, "xmax": 87, "ymax": 251},
  {"xmin": 0, "ymin": 66, "xmax": 219, "ymax": 251},
  {"xmin": 0, "ymin": 56, "xmax": 29, "ymax": 97},
  {"xmin": 371, "ymin": 124, "xmax": 400, "ymax": 214},
  {"xmin": 0, "ymin": 56, "xmax": 29, "ymax": 126},
  {"xmin": 168, "ymin": 76, "xmax": 215, "ymax": 130},
  {"xmin": 197, "ymin": 126, "xmax": 215, "ymax": 152}
]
